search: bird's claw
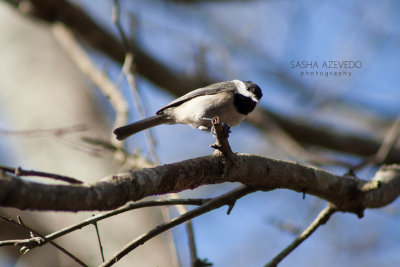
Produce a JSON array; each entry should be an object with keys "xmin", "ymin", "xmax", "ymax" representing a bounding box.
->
[
  {"xmin": 212, "ymin": 122, "xmax": 231, "ymax": 138},
  {"xmin": 202, "ymin": 117, "xmax": 231, "ymax": 137}
]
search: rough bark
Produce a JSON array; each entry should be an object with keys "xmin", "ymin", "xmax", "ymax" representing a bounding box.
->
[{"xmin": 1, "ymin": 155, "xmax": 399, "ymax": 216}]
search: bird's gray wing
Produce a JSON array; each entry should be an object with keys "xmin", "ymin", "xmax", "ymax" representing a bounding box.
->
[{"xmin": 156, "ymin": 81, "xmax": 235, "ymax": 115}]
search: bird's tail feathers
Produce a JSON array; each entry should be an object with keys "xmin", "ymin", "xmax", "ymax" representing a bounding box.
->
[{"xmin": 114, "ymin": 115, "xmax": 167, "ymax": 140}]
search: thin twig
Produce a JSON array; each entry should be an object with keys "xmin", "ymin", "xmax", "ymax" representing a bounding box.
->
[
  {"xmin": 253, "ymin": 113, "xmax": 353, "ymax": 166},
  {"xmin": 168, "ymin": 194, "xmax": 199, "ymax": 267},
  {"xmin": 0, "ymin": 215, "xmax": 87, "ymax": 266},
  {"xmin": 101, "ymin": 185, "xmax": 261, "ymax": 267},
  {"xmin": 51, "ymin": 23, "xmax": 129, "ymax": 162},
  {"xmin": 111, "ymin": 3, "xmax": 184, "ymax": 266},
  {"xmin": 0, "ymin": 124, "xmax": 96, "ymax": 155},
  {"xmin": 159, "ymin": 196, "xmax": 180, "ymax": 267},
  {"xmin": 373, "ymin": 116, "xmax": 400, "ymax": 162},
  {"xmin": 350, "ymin": 116, "xmax": 400, "ymax": 172},
  {"xmin": 265, "ymin": 204, "xmax": 337, "ymax": 267},
  {"xmin": 0, "ymin": 165, "xmax": 83, "ymax": 184},
  {"xmin": 0, "ymin": 124, "xmax": 87, "ymax": 137},
  {"xmin": 185, "ymin": 219, "xmax": 198, "ymax": 267},
  {"xmin": 93, "ymin": 218, "xmax": 105, "ymax": 262},
  {"xmin": 267, "ymin": 217, "xmax": 301, "ymax": 236},
  {"xmin": 0, "ymin": 199, "xmax": 207, "ymax": 248},
  {"xmin": 124, "ymin": 54, "xmax": 160, "ymax": 164},
  {"xmin": 81, "ymin": 137, "xmax": 155, "ymax": 170},
  {"xmin": 81, "ymin": 137, "xmax": 118, "ymax": 152},
  {"xmin": 112, "ymin": 0, "xmax": 159, "ymax": 164},
  {"xmin": 112, "ymin": 0, "xmax": 131, "ymax": 51}
]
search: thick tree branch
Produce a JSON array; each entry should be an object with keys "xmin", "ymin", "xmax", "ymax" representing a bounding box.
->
[{"xmin": 1, "ymin": 155, "xmax": 399, "ymax": 215}]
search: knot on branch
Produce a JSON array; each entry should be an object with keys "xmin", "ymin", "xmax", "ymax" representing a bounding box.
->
[
  {"xmin": 341, "ymin": 164, "xmax": 400, "ymax": 218},
  {"xmin": 344, "ymin": 178, "xmax": 375, "ymax": 219},
  {"xmin": 20, "ymin": 236, "xmax": 45, "ymax": 254}
]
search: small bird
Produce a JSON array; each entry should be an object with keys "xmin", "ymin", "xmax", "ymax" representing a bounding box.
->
[{"xmin": 114, "ymin": 80, "xmax": 262, "ymax": 140}]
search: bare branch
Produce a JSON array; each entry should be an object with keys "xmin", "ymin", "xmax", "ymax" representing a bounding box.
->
[
  {"xmin": 111, "ymin": 0, "xmax": 131, "ymax": 51},
  {"xmin": 51, "ymin": 23, "xmax": 128, "ymax": 162},
  {"xmin": 101, "ymin": 185, "xmax": 259, "ymax": 267},
  {"xmin": 111, "ymin": 0, "xmax": 159, "ymax": 164},
  {"xmin": 111, "ymin": 2, "xmax": 191, "ymax": 263},
  {"xmin": 1, "ymin": 156, "xmax": 400, "ymax": 214},
  {"xmin": 265, "ymin": 204, "xmax": 337, "ymax": 267},
  {"xmin": 350, "ymin": 116, "xmax": 400, "ymax": 172},
  {"xmin": 0, "ymin": 165, "xmax": 83, "ymax": 184},
  {"xmin": 248, "ymin": 109, "xmax": 400, "ymax": 164},
  {"xmin": 93, "ymin": 219, "xmax": 105, "ymax": 263},
  {"xmin": 374, "ymin": 116, "xmax": 400, "ymax": 163},
  {"xmin": 159, "ymin": 201, "xmax": 180, "ymax": 267},
  {"xmin": 0, "ymin": 124, "xmax": 87, "ymax": 137},
  {"xmin": 185, "ymin": 218, "xmax": 198, "ymax": 267},
  {"xmin": 167, "ymin": 194, "xmax": 199, "ymax": 267},
  {"xmin": 0, "ymin": 215, "xmax": 87, "ymax": 266},
  {"xmin": 0, "ymin": 198, "xmax": 206, "ymax": 248}
]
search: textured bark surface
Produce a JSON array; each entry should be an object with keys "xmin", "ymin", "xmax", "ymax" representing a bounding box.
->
[{"xmin": 2, "ymin": 155, "xmax": 399, "ymax": 216}]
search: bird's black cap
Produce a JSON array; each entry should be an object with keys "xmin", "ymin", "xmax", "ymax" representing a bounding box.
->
[{"xmin": 243, "ymin": 81, "xmax": 263, "ymax": 100}]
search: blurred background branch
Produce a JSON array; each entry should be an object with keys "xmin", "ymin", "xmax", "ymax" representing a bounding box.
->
[{"xmin": 15, "ymin": 0, "xmax": 400, "ymax": 165}]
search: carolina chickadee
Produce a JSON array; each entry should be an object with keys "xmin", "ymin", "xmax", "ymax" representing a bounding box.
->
[{"xmin": 114, "ymin": 80, "xmax": 262, "ymax": 140}]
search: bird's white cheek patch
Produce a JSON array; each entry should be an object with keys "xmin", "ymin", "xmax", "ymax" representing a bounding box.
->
[{"xmin": 232, "ymin": 80, "xmax": 252, "ymax": 98}]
